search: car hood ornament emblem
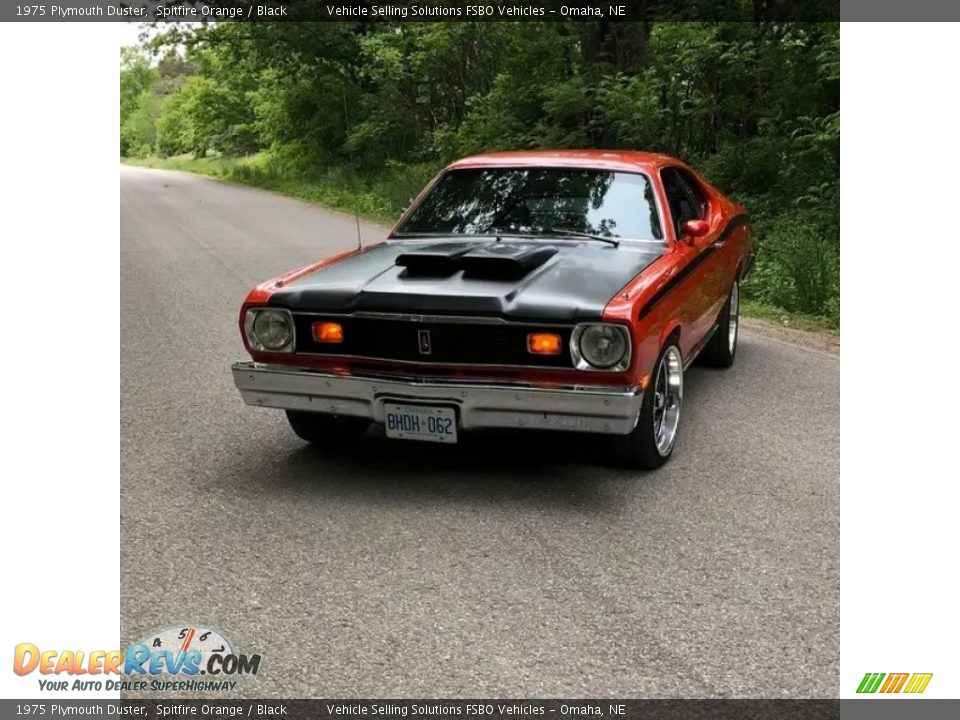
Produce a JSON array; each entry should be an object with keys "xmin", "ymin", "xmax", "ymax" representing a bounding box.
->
[{"xmin": 418, "ymin": 329, "xmax": 432, "ymax": 355}]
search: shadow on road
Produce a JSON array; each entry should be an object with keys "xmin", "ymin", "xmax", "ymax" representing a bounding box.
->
[
  {"xmin": 222, "ymin": 422, "xmax": 665, "ymax": 513},
  {"xmin": 214, "ymin": 364, "xmax": 738, "ymax": 510}
]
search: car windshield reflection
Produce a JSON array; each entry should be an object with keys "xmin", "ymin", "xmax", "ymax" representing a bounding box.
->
[{"xmin": 394, "ymin": 167, "xmax": 664, "ymax": 242}]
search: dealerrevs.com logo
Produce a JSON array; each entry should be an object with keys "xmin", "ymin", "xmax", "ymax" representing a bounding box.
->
[{"xmin": 14, "ymin": 625, "xmax": 261, "ymax": 692}]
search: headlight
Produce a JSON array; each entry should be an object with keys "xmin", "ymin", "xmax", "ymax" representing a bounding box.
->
[
  {"xmin": 571, "ymin": 323, "xmax": 631, "ymax": 371},
  {"xmin": 244, "ymin": 308, "xmax": 295, "ymax": 352}
]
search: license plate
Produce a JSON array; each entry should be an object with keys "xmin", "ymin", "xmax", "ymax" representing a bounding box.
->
[{"xmin": 383, "ymin": 403, "xmax": 458, "ymax": 444}]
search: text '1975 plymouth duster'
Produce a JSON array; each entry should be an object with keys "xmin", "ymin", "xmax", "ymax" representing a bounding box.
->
[{"xmin": 232, "ymin": 150, "xmax": 754, "ymax": 469}]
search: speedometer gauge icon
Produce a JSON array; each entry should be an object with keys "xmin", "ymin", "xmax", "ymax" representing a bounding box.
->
[{"xmin": 137, "ymin": 625, "xmax": 235, "ymax": 674}]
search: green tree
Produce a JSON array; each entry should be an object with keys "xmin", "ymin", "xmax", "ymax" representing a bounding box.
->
[{"xmin": 119, "ymin": 47, "xmax": 157, "ymax": 156}]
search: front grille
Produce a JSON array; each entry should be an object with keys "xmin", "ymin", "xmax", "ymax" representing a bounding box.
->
[{"xmin": 292, "ymin": 314, "xmax": 574, "ymax": 368}]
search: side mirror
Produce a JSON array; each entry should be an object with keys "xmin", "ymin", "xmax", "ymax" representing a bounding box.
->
[{"xmin": 681, "ymin": 219, "xmax": 710, "ymax": 241}]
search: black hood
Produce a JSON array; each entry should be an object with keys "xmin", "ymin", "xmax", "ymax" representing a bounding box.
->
[{"xmin": 267, "ymin": 239, "xmax": 663, "ymax": 322}]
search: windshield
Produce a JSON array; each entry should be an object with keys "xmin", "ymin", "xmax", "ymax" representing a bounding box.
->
[{"xmin": 394, "ymin": 167, "xmax": 664, "ymax": 241}]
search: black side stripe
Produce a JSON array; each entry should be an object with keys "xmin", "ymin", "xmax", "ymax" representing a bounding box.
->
[{"xmin": 639, "ymin": 214, "xmax": 750, "ymax": 319}]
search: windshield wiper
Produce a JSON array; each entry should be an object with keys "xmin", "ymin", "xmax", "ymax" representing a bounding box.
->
[
  {"xmin": 535, "ymin": 228, "xmax": 620, "ymax": 247},
  {"xmin": 392, "ymin": 228, "xmax": 621, "ymax": 247}
]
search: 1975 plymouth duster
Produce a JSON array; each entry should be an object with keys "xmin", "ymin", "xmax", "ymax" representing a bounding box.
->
[{"xmin": 232, "ymin": 150, "xmax": 754, "ymax": 469}]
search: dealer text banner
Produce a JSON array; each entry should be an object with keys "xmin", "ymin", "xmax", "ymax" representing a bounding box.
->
[
  {"xmin": 4, "ymin": 699, "xmax": 960, "ymax": 719},
  {"xmin": 3, "ymin": 0, "xmax": 843, "ymax": 23}
]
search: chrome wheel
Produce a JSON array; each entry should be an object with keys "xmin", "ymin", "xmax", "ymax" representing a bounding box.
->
[
  {"xmin": 652, "ymin": 346, "xmax": 683, "ymax": 456},
  {"xmin": 728, "ymin": 281, "xmax": 740, "ymax": 354}
]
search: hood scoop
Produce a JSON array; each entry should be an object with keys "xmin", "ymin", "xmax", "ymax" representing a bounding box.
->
[
  {"xmin": 395, "ymin": 243, "xmax": 473, "ymax": 276},
  {"xmin": 461, "ymin": 243, "xmax": 558, "ymax": 279},
  {"xmin": 396, "ymin": 242, "xmax": 557, "ymax": 280}
]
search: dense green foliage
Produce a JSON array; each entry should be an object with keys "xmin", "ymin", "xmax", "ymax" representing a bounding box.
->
[{"xmin": 120, "ymin": 21, "xmax": 839, "ymax": 325}]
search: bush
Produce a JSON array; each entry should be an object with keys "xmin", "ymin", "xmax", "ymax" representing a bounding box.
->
[{"xmin": 746, "ymin": 208, "xmax": 839, "ymax": 319}]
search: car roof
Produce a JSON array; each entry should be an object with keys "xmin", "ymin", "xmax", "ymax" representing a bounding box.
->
[{"xmin": 446, "ymin": 149, "xmax": 680, "ymax": 174}]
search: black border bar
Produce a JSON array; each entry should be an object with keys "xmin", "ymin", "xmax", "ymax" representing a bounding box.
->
[
  {"xmin": 5, "ymin": 0, "xmax": 841, "ymax": 23},
  {"xmin": 2, "ymin": 699, "xmax": 840, "ymax": 720},
  {"xmin": 6, "ymin": 699, "xmax": 960, "ymax": 720}
]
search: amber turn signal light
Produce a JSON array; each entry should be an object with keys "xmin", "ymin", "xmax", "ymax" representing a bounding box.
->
[
  {"xmin": 527, "ymin": 332, "xmax": 562, "ymax": 355},
  {"xmin": 313, "ymin": 321, "xmax": 344, "ymax": 343}
]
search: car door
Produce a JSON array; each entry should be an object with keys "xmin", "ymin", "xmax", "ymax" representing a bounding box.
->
[{"xmin": 660, "ymin": 167, "xmax": 726, "ymax": 353}]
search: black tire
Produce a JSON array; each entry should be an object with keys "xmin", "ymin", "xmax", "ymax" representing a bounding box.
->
[
  {"xmin": 610, "ymin": 340, "xmax": 684, "ymax": 470},
  {"xmin": 697, "ymin": 279, "xmax": 739, "ymax": 368},
  {"xmin": 285, "ymin": 410, "xmax": 369, "ymax": 446}
]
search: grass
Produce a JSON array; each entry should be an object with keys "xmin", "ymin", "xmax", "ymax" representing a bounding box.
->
[
  {"xmin": 123, "ymin": 153, "xmax": 838, "ymax": 334},
  {"xmin": 739, "ymin": 299, "xmax": 838, "ymax": 333},
  {"xmin": 123, "ymin": 153, "xmax": 428, "ymax": 226}
]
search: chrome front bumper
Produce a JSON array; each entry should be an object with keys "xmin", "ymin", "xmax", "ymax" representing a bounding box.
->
[{"xmin": 232, "ymin": 362, "xmax": 642, "ymax": 435}]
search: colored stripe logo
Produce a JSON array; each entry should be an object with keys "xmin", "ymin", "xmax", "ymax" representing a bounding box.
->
[
  {"xmin": 903, "ymin": 673, "xmax": 934, "ymax": 694},
  {"xmin": 857, "ymin": 672, "xmax": 933, "ymax": 694}
]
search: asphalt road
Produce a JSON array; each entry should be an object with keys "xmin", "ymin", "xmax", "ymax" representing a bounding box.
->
[{"xmin": 120, "ymin": 165, "xmax": 839, "ymax": 698}]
